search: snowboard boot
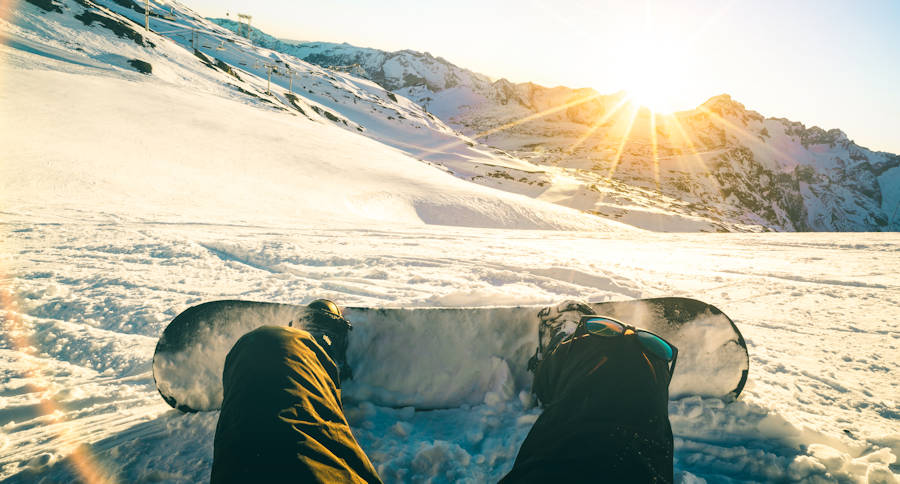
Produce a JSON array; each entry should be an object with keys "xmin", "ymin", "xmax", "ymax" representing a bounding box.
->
[
  {"xmin": 297, "ymin": 299, "xmax": 353, "ymax": 381},
  {"xmin": 527, "ymin": 299, "xmax": 596, "ymax": 372}
]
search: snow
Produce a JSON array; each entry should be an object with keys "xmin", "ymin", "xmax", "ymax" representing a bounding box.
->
[
  {"xmin": 0, "ymin": 54, "xmax": 619, "ymax": 232},
  {"xmin": 4, "ymin": 221, "xmax": 899, "ymax": 482},
  {"xmin": 2, "ymin": 1, "xmax": 899, "ymax": 482}
]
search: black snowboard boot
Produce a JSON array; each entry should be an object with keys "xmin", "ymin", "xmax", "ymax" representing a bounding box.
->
[
  {"xmin": 299, "ymin": 299, "xmax": 353, "ymax": 381},
  {"xmin": 527, "ymin": 300, "xmax": 596, "ymax": 372}
]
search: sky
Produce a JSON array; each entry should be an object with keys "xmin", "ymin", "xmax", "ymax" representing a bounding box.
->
[{"xmin": 184, "ymin": 0, "xmax": 900, "ymax": 154}]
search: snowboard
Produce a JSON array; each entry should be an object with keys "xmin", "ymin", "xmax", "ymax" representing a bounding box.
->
[{"xmin": 153, "ymin": 298, "xmax": 749, "ymax": 412}]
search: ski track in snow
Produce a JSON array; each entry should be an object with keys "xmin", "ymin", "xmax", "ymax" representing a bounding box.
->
[{"xmin": 2, "ymin": 219, "xmax": 898, "ymax": 483}]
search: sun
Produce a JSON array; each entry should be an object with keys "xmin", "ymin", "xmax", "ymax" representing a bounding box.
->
[
  {"xmin": 618, "ymin": 55, "xmax": 683, "ymax": 114},
  {"xmin": 624, "ymin": 80, "xmax": 678, "ymax": 114},
  {"xmin": 613, "ymin": 33, "xmax": 693, "ymax": 114}
]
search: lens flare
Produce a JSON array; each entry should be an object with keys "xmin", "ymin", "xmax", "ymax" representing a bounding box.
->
[{"xmin": 1, "ymin": 276, "xmax": 114, "ymax": 482}]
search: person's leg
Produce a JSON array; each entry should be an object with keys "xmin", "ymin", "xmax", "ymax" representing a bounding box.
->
[
  {"xmin": 501, "ymin": 333, "xmax": 674, "ymax": 483},
  {"xmin": 211, "ymin": 326, "xmax": 382, "ymax": 484}
]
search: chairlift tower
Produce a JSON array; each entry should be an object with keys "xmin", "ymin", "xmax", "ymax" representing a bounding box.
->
[
  {"xmin": 237, "ymin": 14, "xmax": 252, "ymax": 38},
  {"xmin": 263, "ymin": 63, "xmax": 278, "ymax": 95},
  {"xmin": 254, "ymin": 62, "xmax": 277, "ymax": 95},
  {"xmin": 281, "ymin": 64, "xmax": 294, "ymax": 93}
]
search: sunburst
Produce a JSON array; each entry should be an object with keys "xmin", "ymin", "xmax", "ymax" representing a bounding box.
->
[
  {"xmin": 664, "ymin": 113, "xmax": 714, "ymax": 178},
  {"xmin": 606, "ymin": 105, "xmax": 641, "ymax": 180},
  {"xmin": 564, "ymin": 96, "xmax": 630, "ymax": 155},
  {"xmin": 696, "ymin": 105, "xmax": 791, "ymax": 162},
  {"xmin": 414, "ymin": 91, "xmax": 605, "ymax": 161},
  {"xmin": 649, "ymin": 110, "xmax": 660, "ymax": 189}
]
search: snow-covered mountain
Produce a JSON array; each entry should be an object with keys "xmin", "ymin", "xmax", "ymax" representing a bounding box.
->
[
  {"xmin": 210, "ymin": 19, "xmax": 496, "ymax": 94},
  {"xmin": 214, "ymin": 21, "xmax": 900, "ymax": 232}
]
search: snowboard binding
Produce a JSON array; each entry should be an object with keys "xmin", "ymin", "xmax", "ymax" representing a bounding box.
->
[
  {"xmin": 528, "ymin": 300, "xmax": 596, "ymax": 372},
  {"xmin": 294, "ymin": 299, "xmax": 354, "ymax": 381}
]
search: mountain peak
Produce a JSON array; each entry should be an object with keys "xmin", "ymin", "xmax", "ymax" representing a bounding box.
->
[
  {"xmin": 696, "ymin": 94, "xmax": 769, "ymax": 126},
  {"xmin": 700, "ymin": 93, "xmax": 744, "ymax": 112},
  {"xmin": 706, "ymin": 93, "xmax": 733, "ymax": 102}
]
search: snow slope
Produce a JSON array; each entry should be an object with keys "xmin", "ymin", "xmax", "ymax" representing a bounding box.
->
[
  {"xmin": 1, "ymin": 0, "xmax": 624, "ymax": 233},
  {"xmin": 0, "ymin": 63, "xmax": 616, "ymax": 232},
  {"xmin": 13, "ymin": 0, "xmax": 545, "ymax": 178},
  {"xmin": 1, "ymin": 1, "xmax": 899, "ymax": 483}
]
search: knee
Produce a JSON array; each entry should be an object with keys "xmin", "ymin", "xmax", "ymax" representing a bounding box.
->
[
  {"xmin": 239, "ymin": 326, "xmax": 312, "ymax": 349},
  {"xmin": 224, "ymin": 326, "xmax": 315, "ymax": 371},
  {"xmin": 224, "ymin": 326, "xmax": 339, "ymax": 385}
]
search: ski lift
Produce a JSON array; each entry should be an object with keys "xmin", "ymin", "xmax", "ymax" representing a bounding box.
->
[
  {"xmin": 164, "ymin": 6, "xmax": 177, "ymax": 21},
  {"xmin": 216, "ymin": 40, "xmax": 226, "ymax": 51}
]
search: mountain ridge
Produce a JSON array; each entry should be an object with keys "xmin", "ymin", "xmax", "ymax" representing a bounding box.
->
[{"xmin": 208, "ymin": 18, "xmax": 899, "ymax": 232}]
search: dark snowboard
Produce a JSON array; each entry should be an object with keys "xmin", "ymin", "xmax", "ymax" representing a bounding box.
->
[{"xmin": 153, "ymin": 298, "xmax": 749, "ymax": 412}]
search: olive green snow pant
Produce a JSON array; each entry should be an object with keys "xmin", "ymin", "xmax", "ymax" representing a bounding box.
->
[{"xmin": 210, "ymin": 326, "xmax": 381, "ymax": 483}]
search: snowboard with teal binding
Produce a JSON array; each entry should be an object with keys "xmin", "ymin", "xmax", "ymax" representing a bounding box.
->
[{"xmin": 153, "ymin": 297, "xmax": 749, "ymax": 412}]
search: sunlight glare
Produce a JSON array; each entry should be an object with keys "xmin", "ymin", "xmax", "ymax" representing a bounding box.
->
[{"xmin": 612, "ymin": 28, "xmax": 693, "ymax": 114}]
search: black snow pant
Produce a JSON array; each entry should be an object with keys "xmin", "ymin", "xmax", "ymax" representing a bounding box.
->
[
  {"xmin": 211, "ymin": 326, "xmax": 673, "ymax": 483},
  {"xmin": 500, "ymin": 332, "xmax": 674, "ymax": 483}
]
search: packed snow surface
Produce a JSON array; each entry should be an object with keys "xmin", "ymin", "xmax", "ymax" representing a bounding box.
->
[
  {"xmin": 3, "ymin": 222, "xmax": 899, "ymax": 483},
  {"xmin": 2, "ymin": 2, "xmax": 899, "ymax": 482}
]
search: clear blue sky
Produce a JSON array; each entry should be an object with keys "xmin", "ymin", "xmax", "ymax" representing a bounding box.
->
[{"xmin": 186, "ymin": 0, "xmax": 900, "ymax": 154}]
